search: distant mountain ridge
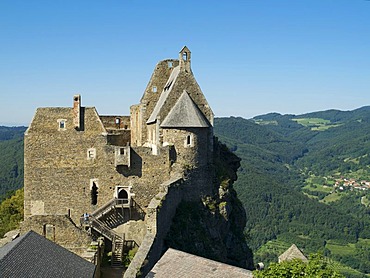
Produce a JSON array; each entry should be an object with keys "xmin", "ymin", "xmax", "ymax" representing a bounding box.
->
[
  {"xmin": 214, "ymin": 106, "xmax": 370, "ymax": 277},
  {"xmin": 253, "ymin": 105, "xmax": 370, "ymax": 122}
]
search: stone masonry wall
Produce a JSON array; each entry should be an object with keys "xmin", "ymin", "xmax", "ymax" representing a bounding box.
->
[
  {"xmin": 124, "ymin": 176, "xmax": 184, "ymax": 278},
  {"xmin": 25, "ymin": 107, "xmax": 174, "ymax": 227},
  {"xmin": 133, "ymin": 59, "xmax": 179, "ymax": 145},
  {"xmin": 20, "ymin": 214, "xmax": 92, "ymax": 256},
  {"xmin": 128, "ymin": 146, "xmax": 172, "ymax": 207},
  {"xmin": 162, "ymin": 127, "xmax": 211, "ymax": 169},
  {"xmin": 100, "ymin": 116, "xmax": 130, "ymax": 130}
]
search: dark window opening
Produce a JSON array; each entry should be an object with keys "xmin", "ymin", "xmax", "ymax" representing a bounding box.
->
[
  {"xmin": 118, "ymin": 189, "xmax": 128, "ymax": 199},
  {"xmin": 91, "ymin": 182, "xmax": 98, "ymax": 205},
  {"xmin": 187, "ymin": 135, "xmax": 191, "ymax": 145},
  {"xmin": 164, "ymin": 81, "xmax": 173, "ymax": 91},
  {"xmin": 59, "ymin": 121, "xmax": 65, "ymax": 129}
]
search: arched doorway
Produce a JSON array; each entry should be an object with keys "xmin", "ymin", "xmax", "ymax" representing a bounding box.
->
[{"xmin": 118, "ymin": 188, "xmax": 128, "ymax": 199}]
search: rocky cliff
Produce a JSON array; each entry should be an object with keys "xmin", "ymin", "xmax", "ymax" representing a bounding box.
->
[{"xmin": 165, "ymin": 139, "xmax": 254, "ymax": 269}]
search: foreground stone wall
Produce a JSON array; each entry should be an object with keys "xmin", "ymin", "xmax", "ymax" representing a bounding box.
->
[
  {"xmin": 124, "ymin": 177, "xmax": 184, "ymax": 278},
  {"xmin": 20, "ymin": 214, "xmax": 92, "ymax": 256}
]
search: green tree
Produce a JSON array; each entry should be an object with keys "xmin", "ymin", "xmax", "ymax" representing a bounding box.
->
[
  {"xmin": 0, "ymin": 189, "xmax": 24, "ymax": 237},
  {"xmin": 253, "ymin": 254, "xmax": 343, "ymax": 278}
]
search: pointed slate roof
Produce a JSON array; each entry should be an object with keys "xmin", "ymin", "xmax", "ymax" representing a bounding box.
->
[
  {"xmin": 0, "ymin": 230, "xmax": 96, "ymax": 278},
  {"xmin": 278, "ymin": 244, "xmax": 308, "ymax": 263},
  {"xmin": 160, "ymin": 91, "xmax": 210, "ymax": 128}
]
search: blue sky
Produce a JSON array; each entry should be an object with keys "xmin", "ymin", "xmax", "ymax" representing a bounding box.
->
[{"xmin": 1, "ymin": 0, "xmax": 369, "ymax": 126}]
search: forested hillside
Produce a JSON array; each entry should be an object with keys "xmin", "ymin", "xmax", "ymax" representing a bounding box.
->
[
  {"xmin": 0, "ymin": 126, "xmax": 26, "ymax": 201},
  {"xmin": 214, "ymin": 107, "xmax": 370, "ymax": 277}
]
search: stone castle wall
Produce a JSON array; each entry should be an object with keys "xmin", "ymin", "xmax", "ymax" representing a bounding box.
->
[
  {"xmin": 25, "ymin": 107, "xmax": 176, "ymax": 226},
  {"xmin": 124, "ymin": 177, "xmax": 184, "ymax": 278},
  {"xmin": 162, "ymin": 127, "xmax": 212, "ymax": 168},
  {"xmin": 137, "ymin": 59, "xmax": 180, "ymax": 145},
  {"xmin": 20, "ymin": 215, "xmax": 92, "ymax": 256}
]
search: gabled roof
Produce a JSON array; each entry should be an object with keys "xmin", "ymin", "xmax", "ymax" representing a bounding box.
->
[
  {"xmin": 160, "ymin": 91, "xmax": 210, "ymax": 128},
  {"xmin": 278, "ymin": 244, "xmax": 308, "ymax": 263},
  {"xmin": 147, "ymin": 66, "xmax": 181, "ymax": 124},
  {"xmin": 146, "ymin": 248, "xmax": 253, "ymax": 278},
  {"xmin": 0, "ymin": 231, "xmax": 96, "ymax": 278}
]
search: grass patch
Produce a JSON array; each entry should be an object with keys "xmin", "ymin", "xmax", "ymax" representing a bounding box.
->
[
  {"xmin": 292, "ymin": 118, "xmax": 342, "ymax": 131},
  {"xmin": 358, "ymin": 238, "xmax": 370, "ymax": 247},
  {"xmin": 254, "ymin": 239, "xmax": 291, "ymax": 265},
  {"xmin": 253, "ymin": 119, "xmax": 278, "ymax": 126},
  {"xmin": 302, "ymin": 192, "xmax": 319, "ymax": 199},
  {"xmin": 321, "ymin": 192, "xmax": 342, "ymax": 203},
  {"xmin": 312, "ymin": 124, "xmax": 343, "ymax": 131},
  {"xmin": 326, "ymin": 242, "xmax": 356, "ymax": 256},
  {"xmin": 328, "ymin": 258, "xmax": 369, "ymax": 278},
  {"xmin": 303, "ymin": 184, "xmax": 332, "ymax": 193},
  {"xmin": 361, "ymin": 196, "xmax": 370, "ymax": 207}
]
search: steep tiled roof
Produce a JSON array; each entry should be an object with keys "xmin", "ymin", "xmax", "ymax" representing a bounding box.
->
[
  {"xmin": 0, "ymin": 231, "xmax": 96, "ymax": 278},
  {"xmin": 160, "ymin": 91, "xmax": 210, "ymax": 128},
  {"xmin": 278, "ymin": 244, "xmax": 308, "ymax": 263},
  {"xmin": 146, "ymin": 248, "xmax": 253, "ymax": 278}
]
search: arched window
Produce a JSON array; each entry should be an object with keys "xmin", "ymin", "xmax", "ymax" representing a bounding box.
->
[
  {"xmin": 118, "ymin": 189, "xmax": 128, "ymax": 199},
  {"xmin": 182, "ymin": 52, "xmax": 188, "ymax": 61}
]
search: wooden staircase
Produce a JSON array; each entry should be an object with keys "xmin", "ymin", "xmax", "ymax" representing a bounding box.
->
[
  {"xmin": 84, "ymin": 198, "xmax": 145, "ymax": 267},
  {"xmin": 111, "ymin": 236, "xmax": 125, "ymax": 267}
]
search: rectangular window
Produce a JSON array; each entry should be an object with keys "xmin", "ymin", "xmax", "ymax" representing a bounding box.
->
[
  {"xmin": 87, "ymin": 148, "xmax": 96, "ymax": 159},
  {"xmin": 57, "ymin": 119, "xmax": 67, "ymax": 130}
]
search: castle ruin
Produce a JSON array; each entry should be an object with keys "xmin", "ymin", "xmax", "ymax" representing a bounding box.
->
[{"xmin": 21, "ymin": 47, "xmax": 230, "ymax": 276}]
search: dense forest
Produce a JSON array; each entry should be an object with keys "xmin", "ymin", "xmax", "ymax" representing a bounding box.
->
[
  {"xmin": 1, "ymin": 107, "xmax": 370, "ymax": 276},
  {"xmin": 0, "ymin": 126, "xmax": 26, "ymax": 201},
  {"xmin": 214, "ymin": 107, "xmax": 370, "ymax": 277}
]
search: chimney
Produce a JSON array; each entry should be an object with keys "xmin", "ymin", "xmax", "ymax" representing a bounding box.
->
[{"xmin": 73, "ymin": 94, "xmax": 81, "ymax": 130}]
